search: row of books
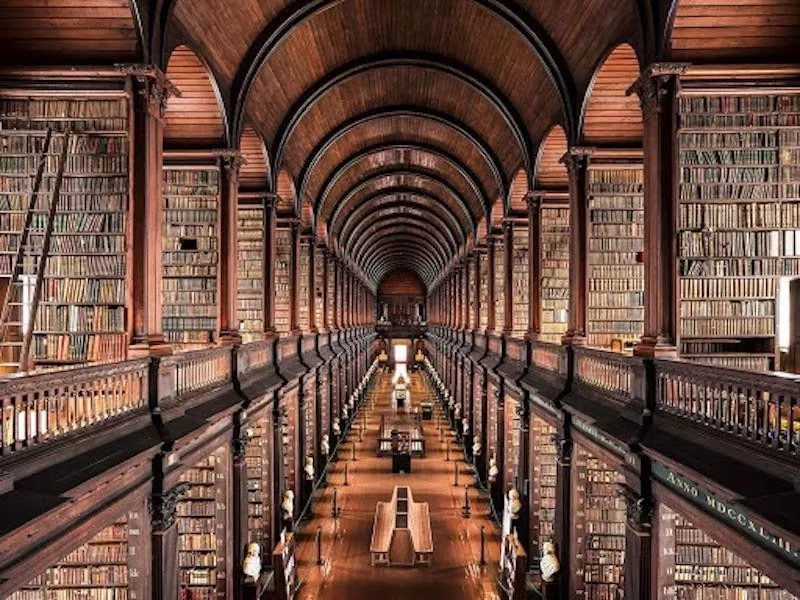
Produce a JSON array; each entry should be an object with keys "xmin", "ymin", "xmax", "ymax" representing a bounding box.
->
[
  {"xmin": 588, "ymin": 292, "xmax": 645, "ymax": 307},
  {"xmin": 680, "ymin": 149, "xmax": 780, "ymax": 165},
  {"xmin": 590, "ymin": 209, "xmax": 643, "ymax": 223},
  {"xmin": 162, "ymin": 251, "xmax": 217, "ymax": 266},
  {"xmin": 41, "ymin": 279, "xmax": 124, "ymax": 304},
  {"xmin": 680, "ymin": 230, "xmax": 800, "ymax": 257},
  {"xmin": 680, "ymin": 277, "xmax": 776, "ymax": 298},
  {"xmin": 681, "ymin": 257, "xmax": 800, "ymax": 277},
  {"xmin": 679, "ymin": 300, "xmax": 774, "ymax": 318},
  {"xmin": 0, "ymin": 194, "xmax": 126, "ymax": 212},
  {"xmin": 679, "ymin": 95, "xmax": 800, "ymax": 113},
  {"xmin": 680, "ymin": 202, "xmax": 800, "ymax": 229},
  {"xmin": 681, "ymin": 318, "xmax": 774, "ymax": 338},
  {"xmin": 0, "ymin": 99, "xmax": 127, "ymax": 119},
  {"xmin": 35, "ymin": 306, "xmax": 125, "ymax": 331},
  {"xmin": 681, "ymin": 166, "xmax": 783, "ymax": 183},
  {"xmin": 33, "ymin": 333, "xmax": 126, "ymax": 363},
  {"xmin": 0, "ymin": 235, "xmax": 125, "ymax": 254},
  {"xmin": 1, "ymin": 134, "xmax": 128, "ymax": 155},
  {"xmin": 680, "ymin": 183, "xmax": 780, "ymax": 201},
  {"xmin": 163, "ymin": 306, "xmax": 217, "ymax": 318},
  {"xmin": 680, "ymin": 114, "xmax": 800, "ymax": 128},
  {"xmin": 0, "ymin": 154, "xmax": 127, "ymax": 174}
]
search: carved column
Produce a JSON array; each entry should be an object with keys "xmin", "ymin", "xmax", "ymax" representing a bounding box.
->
[
  {"xmin": 217, "ymin": 151, "xmax": 244, "ymax": 344},
  {"xmin": 126, "ymin": 67, "xmax": 176, "ymax": 357},
  {"xmin": 527, "ymin": 192, "xmax": 544, "ymax": 339},
  {"xmin": 553, "ymin": 435, "xmax": 573, "ymax": 600},
  {"xmin": 262, "ymin": 195, "xmax": 278, "ymax": 334},
  {"xmin": 150, "ymin": 481, "xmax": 187, "ymax": 600},
  {"xmin": 561, "ymin": 150, "xmax": 590, "ymax": 346},
  {"xmin": 620, "ymin": 486, "xmax": 653, "ymax": 600},
  {"xmin": 290, "ymin": 219, "xmax": 301, "ymax": 335},
  {"xmin": 487, "ymin": 237, "xmax": 496, "ymax": 334},
  {"xmin": 629, "ymin": 64, "xmax": 688, "ymax": 357},
  {"xmin": 503, "ymin": 221, "xmax": 514, "ymax": 335}
]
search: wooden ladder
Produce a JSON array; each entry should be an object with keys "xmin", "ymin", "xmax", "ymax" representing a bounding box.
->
[{"xmin": 0, "ymin": 130, "xmax": 71, "ymax": 372}]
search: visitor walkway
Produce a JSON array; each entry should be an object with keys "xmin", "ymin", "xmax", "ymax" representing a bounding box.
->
[{"xmin": 293, "ymin": 369, "xmax": 502, "ymax": 599}]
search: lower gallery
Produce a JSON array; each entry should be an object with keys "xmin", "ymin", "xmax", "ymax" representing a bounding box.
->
[{"xmin": 0, "ymin": 0, "xmax": 800, "ymax": 598}]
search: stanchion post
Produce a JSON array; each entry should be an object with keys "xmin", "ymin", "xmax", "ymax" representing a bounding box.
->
[
  {"xmin": 332, "ymin": 486, "xmax": 340, "ymax": 518},
  {"xmin": 461, "ymin": 485, "xmax": 471, "ymax": 518},
  {"xmin": 480, "ymin": 526, "xmax": 486, "ymax": 565},
  {"xmin": 316, "ymin": 526, "xmax": 323, "ymax": 565},
  {"xmin": 446, "ymin": 441, "xmax": 450, "ymax": 461},
  {"xmin": 351, "ymin": 441, "xmax": 357, "ymax": 461},
  {"xmin": 453, "ymin": 461, "xmax": 459, "ymax": 486},
  {"xmin": 344, "ymin": 463, "xmax": 349, "ymax": 486}
]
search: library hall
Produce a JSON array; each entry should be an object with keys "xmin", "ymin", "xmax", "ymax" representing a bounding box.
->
[{"xmin": 1, "ymin": 0, "xmax": 800, "ymax": 598}]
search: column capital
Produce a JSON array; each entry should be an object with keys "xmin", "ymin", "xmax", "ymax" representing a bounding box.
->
[
  {"xmin": 560, "ymin": 147, "xmax": 593, "ymax": 173},
  {"xmin": 524, "ymin": 190, "xmax": 545, "ymax": 209},
  {"xmin": 627, "ymin": 62, "xmax": 690, "ymax": 117},
  {"xmin": 214, "ymin": 149, "xmax": 246, "ymax": 174},
  {"xmin": 117, "ymin": 63, "xmax": 180, "ymax": 118},
  {"xmin": 263, "ymin": 192, "xmax": 278, "ymax": 210}
]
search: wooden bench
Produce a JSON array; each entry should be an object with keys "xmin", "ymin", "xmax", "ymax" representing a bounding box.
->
[{"xmin": 370, "ymin": 486, "xmax": 433, "ymax": 567}]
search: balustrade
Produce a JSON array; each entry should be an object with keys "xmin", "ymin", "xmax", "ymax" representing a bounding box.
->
[
  {"xmin": 573, "ymin": 347, "xmax": 640, "ymax": 404},
  {"xmin": 530, "ymin": 340, "xmax": 566, "ymax": 375},
  {"xmin": 0, "ymin": 359, "xmax": 149, "ymax": 455}
]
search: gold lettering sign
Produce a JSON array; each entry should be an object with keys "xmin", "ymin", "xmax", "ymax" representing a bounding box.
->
[{"xmin": 653, "ymin": 461, "xmax": 800, "ymax": 567}]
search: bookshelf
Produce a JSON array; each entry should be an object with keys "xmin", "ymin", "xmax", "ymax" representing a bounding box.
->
[
  {"xmin": 314, "ymin": 244, "xmax": 324, "ymax": 329},
  {"xmin": 503, "ymin": 394, "xmax": 521, "ymax": 491},
  {"xmin": 479, "ymin": 251, "xmax": 489, "ymax": 331},
  {"xmin": 511, "ymin": 224, "xmax": 529, "ymax": 338},
  {"xmin": 530, "ymin": 415, "xmax": 557, "ymax": 566},
  {"xmin": 9, "ymin": 513, "xmax": 141, "ymax": 599},
  {"xmin": 587, "ymin": 162, "xmax": 645, "ymax": 350},
  {"xmin": 494, "ymin": 236, "xmax": 506, "ymax": 331},
  {"xmin": 677, "ymin": 92, "xmax": 800, "ymax": 371},
  {"xmin": 280, "ymin": 389, "xmax": 299, "ymax": 504},
  {"xmin": 303, "ymin": 376, "xmax": 316, "ymax": 481},
  {"xmin": 237, "ymin": 200, "xmax": 264, "ymax": 342},
  {"xmin": 177, "ymin": 447, "xmax": 229, "ymax": 598},
  {"xmin": 247, "ymin": 412, "xmax": 274, "ymax": 551},
  {"xmin": 274, "ymin": 227, "xmax": 291, "ymax": 334},
  {"xmin": 486, "ymin": 379, "xmax": 499, "ymax": 464},
  {"xmin": 472, "ymin": 368, "xmax": 483, "ymax": 449},
  {"xmin": 469, "ymin": 258, "xmax": 478, "ymax": 330},
  {"xmin": 326, "ymin": 255, "xmax": 335, "ymax": 329},
  {"xmin": 540, "ymin": 204, "xmax": 570, "ymax": 343},
  {"xmin": 0, "ymin": 96, "xmax": 129, "ymax": 367},
  {"xmin": 162, "ymin": 166, "xmax": 220, "ymax": 348},
  {"xmin": 573, "ymin": 446, "xmax": 626, "ymax": 599},
  {"xmin": 658, "ymin": 503, "xmax": 797, "ymax": 599},
  {"xmin": 298, "ymin": 239, "xmax": 310, "ymax": 332}
]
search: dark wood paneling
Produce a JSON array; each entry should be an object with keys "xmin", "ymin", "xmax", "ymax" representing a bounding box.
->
[
  {"xmin": 669, "ymin": 0, "xmax": 800, "ymax": 61},
  {"xmin": 239, "ymin": 124, "xmax": 269, "ymax": 191},
  {"xmin": 378, "ymin": 269, "xmax": 426, "ymax": 296},
  {"xmin": 582, "ymin": 44, "xmax": 642, "ymax": 145},
  {"xmin": 0, "ymin": 0, "xmax": 138, "ymax": 64},
  {"xmin": 164, "ymin": 45, "xmax": 226, "ymax": 146},
  {"xmin": 534, "ymin": 125, "xmax": 569, "ymax": 189}
]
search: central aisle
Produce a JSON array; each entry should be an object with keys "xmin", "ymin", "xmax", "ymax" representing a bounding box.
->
[{"xmin": 294, "ymin": 369, "xmax": 502, "ymax": 600}]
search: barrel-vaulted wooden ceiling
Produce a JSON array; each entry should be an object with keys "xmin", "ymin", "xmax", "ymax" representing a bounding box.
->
[{"xmin": 2, "ymin": 0, "xmax": 797, "ymax": 289}]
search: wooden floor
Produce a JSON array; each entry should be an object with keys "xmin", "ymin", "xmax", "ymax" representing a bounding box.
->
[{"xmin": 294, "ymin": 370, "xmax": 502, "ymax": 600}]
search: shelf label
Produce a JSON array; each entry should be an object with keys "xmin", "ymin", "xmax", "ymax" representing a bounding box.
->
[{"xmin": 653, "ymin": 461, "xmax": 800, "ymax": 568}]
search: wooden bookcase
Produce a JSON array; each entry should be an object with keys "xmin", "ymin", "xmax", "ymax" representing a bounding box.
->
[
  {"xmin": 677, "ymin": 91, "xmax": 800, "ymax": 371},
  {"xmin": 494, "ymin": 235, "xmax": 505, "ymax": 331},
  {"xmin": 247, "ymin": 410, "xmax": 275, "ymax": 556},
  {"xmin": 314, "ymin": 243, "xmax": 324, "ymax": 329},
  {"xmin": 587, "ymin": 155, "xmax": 644, "ymax": 351},
  {"xmin": 479, "ymin": 251, "xmax": 489, "ymax": 331},
  {"xmin": 530, "ymin": 415, "xmax": 557, "ymax": 565},
  {"xmin": 511, "ymin": 223, "xmax": 529, "ymax": 338},
  {"xmin": 468, "ymin": 258, "xmax": 478, "ymax": 330},
  {"xmin": 298, "ymin": 238, "xmax": 310, "ymax": 332},
  {"xmin": 274, "ymin": 226, "xmax": 291, "ymax": 334},
  {"xmin": 0, "ymin": 96, "xmax": 129, "ymax": 367},
  {"xmin": 280, "ymin": 388, "xmax": 300, "ymax": 503},
  {"xmin": 503, "ymin": 394, "xmax": 521, "ymax": 492},
  {"xmin": 9, "ymin": 511, "xmax": 146, "ymax": 599},
  {"xmin": 162, "ymin": 165, "xmax": 220, "ymax": 348},
  {"xmin": 177, "ymin": 447, "xmax": 229, "ymax": 598},
  {"xmin": 572, "ymin": 445, "xmax": 626, "ymax": 599},
  {"xmin": 658, "ymin": 503, "xmax": 797, "ymax": 599},
  {"xmin": 540, "ymin": 202, "xmax": 570, "ymax": 343},
  {"xmin": 237, "ymin": 197, "xmax": 265, "ymax": 342}
]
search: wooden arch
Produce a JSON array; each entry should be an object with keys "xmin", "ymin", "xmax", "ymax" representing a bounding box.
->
[
  {"xmin": 164, "ymin": 44, "xmax": 228, "ymax": 147},
  {"xmin": 534, "ymin": 125, "xmax": 569, "ymax": 190}
]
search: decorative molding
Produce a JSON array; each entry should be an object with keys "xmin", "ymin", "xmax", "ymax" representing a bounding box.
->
[
  {"xmin": 555, "ymin": 436, "xmax": 572, "ymax": 466},
  {"xmin": 149, "ymin": 482, "xmax": 189, "ymax": 531},
  {"xmin": 215, "ymin": 149, "xmax": 247, "ymax": 174},
  {"xmin": 116, "ymin": 63, "xmax": 180, "ymax": 118},
  {"xmin": 626, "ymin": 63, "xmax": 690, "ymax": 117},
  {"xmin": 619, "ymin": 485, "xmax": 653, "ymax": 533}
]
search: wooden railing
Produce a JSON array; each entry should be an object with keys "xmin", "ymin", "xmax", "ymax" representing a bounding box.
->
[
  {"xmin": 238, "ymin": 340, "xmax": 273, "ymax": 376},
  {"xmin": 530, "ymin": 340, "xmax": 566, "ymax": 375},
  {"xmin": 573, "ymin": 347, "xmax": 640, "ymax": 404},
  {"xmin": 162, "ymin": 347, "xmax": 233, "ymax": 399},
  {"xmin": 0, "ymin": 358, "xmax": 149, "ymax": 456},
  {"xmin": 654, "ymin": 359, "xmax": 800, "ymax": 456}
]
